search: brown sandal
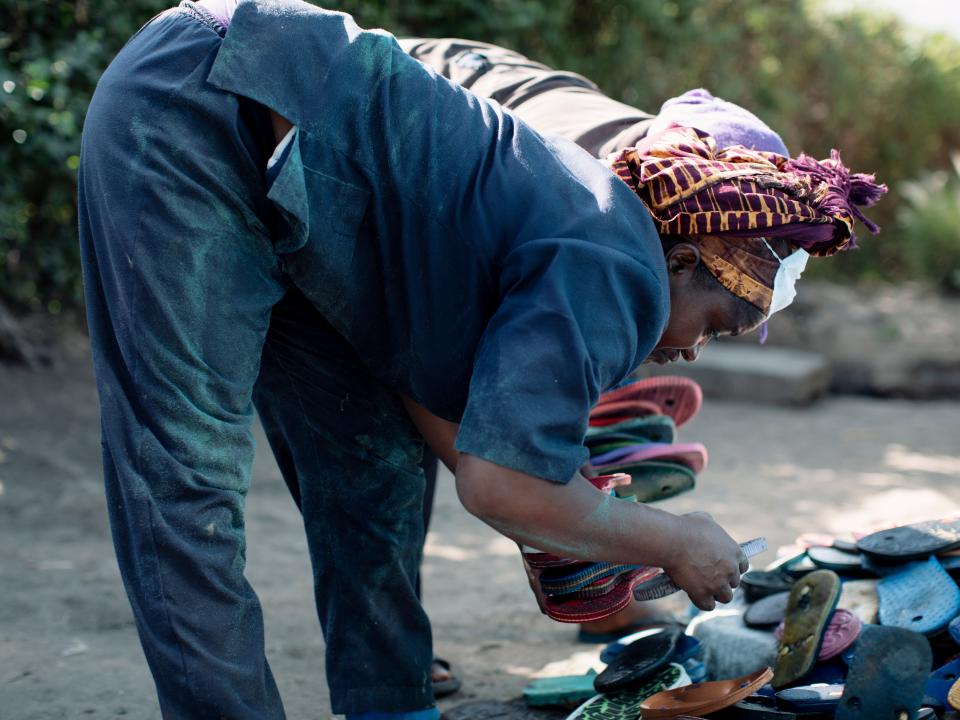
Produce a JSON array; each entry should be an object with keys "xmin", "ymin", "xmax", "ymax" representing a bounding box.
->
[{"xmin": 639, "ymin": 667, "xmax": 774, "ymax": 719}]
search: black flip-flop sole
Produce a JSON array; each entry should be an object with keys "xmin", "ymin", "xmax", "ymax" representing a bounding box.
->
[
  {"xmin": 593, "ymin": 626, "xmax": 681, "ymax": 693},
  {"xmin": 857, "ymin": 518, "xmax": 960, "ymax": 562}
]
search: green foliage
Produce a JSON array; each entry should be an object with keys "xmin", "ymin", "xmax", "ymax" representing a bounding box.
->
[
  {"xmin": 896, "ymin": 155, "xmax": 960, "ymax": 292},
  {"xmin": 2, "ymin": 0, "xmax": 960, "ymax": 311},
  {"xmin": 1, "ymin": 1, "xmax": 170, "ymax": 311}
]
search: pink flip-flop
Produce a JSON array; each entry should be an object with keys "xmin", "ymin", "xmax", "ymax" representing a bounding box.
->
[
  {"xmin": 598, "ymin": 377, "xmax": 703, "ymax": 428},
  {"xmin": 774, "ymin": 608, "xmax": 862, "ymax": 661}
]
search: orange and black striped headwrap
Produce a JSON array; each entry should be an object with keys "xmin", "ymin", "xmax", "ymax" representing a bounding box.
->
[{"xmin": 607, "ymin": 125, "xmax": 886, "ymax": 315}]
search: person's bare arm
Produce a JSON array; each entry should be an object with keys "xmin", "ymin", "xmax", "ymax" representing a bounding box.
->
[
  {"xmin": 402, "ymin": 396, "xmax": 744, "ymax": 610},
  {"xmin": 455, "ymin": 453, "xmax": 745, "ymax": 610}
]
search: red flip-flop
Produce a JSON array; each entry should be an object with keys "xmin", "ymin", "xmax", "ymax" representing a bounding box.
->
[
  {"xmin": 588, "ymin": 399, "xmax": 662, "ymax": 427},
  {"xmin": 598, "ymin": 377, "xmax": 703, "ymax": 428}
]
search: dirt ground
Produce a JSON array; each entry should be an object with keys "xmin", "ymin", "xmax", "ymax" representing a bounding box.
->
[{"xmin": 2, "ymin": 340, "xmax": 960, "ymax": 719}]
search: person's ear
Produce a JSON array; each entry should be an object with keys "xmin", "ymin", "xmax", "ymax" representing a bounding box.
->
[{"xmin": 665, "ymin": 242, "xmax": 701, "ymax": 276}]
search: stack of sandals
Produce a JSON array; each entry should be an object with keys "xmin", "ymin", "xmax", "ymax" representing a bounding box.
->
[{"xmin": 522, "ymin": 377, "xmax": 709, "ymax": 625}]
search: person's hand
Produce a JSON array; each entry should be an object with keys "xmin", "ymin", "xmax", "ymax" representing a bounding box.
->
[{"xmin": 661, "ymin": 511, "xmax": 748, "ymax": 612}]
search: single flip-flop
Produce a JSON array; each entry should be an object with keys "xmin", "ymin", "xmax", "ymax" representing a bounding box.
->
[
  {"xmin": 432, "ymin": 656, "xmax": 461, "ymax": 698},
  {"xmin": 744, "ymin": 591, "xmax": 790, "ymax": 629},
  {"xmin": 774, "ymin": 608, "xmax": 862, "ymax": 661},
  {"xmin": 925, "ymin": 655, "xmax": 960, "ymax": 708},
  {"xmin": 741, "ymin": 570, "xmax": 795, "ymax": 603},
  {"xmin": 523, "ymin": 671, "xmax": 598, "ymax": 708},
  {"xmin": 807, "ymin": 545, "xmax": 875, "ymax": 577},
  {"xmin": 639, "ymin": 667, "xmax": 774, "ymax": 718},
  {"xmin": 877, "ymin": 556, "xmax": 960, "ymax": 635},
  {"xmin": 588, "ymin": 399, "xmax": 662, "ymax": 427},
  {"xmin": 591, "ymin": 442, "xmax": 708, "ymax": 475},
  {"xmin": 857, "ymin": 517, "xmax": 960, "ymax": 562},
  {"xmin": 772, "ymin": 569, "xmax": 842, "ymax": 688},
  {"xmin": 567, "ymin": 664, "xmax": 689, "ymax": 720},
  {"xmin": 598, "ymin": 376, "xmax": 703, "ymax": 428},
  {"xmin": 837, "ymin": 579, "xmax": 880, "ymax": 625},
  {"xmin": 836, "ymin": 625, "xmax": 932, "ymax": 720},
  {"xmin": 776, "ymin": 684, "xmax": 844, "ymax": 714},
  {"xmin": 585, "ymin": 415, "xmax": 677, "ymax": 444},
  {"xmin": 611, "ymin": 460, "xmax": 697, "ymax": 504},
  {"xmin": 594, "ymin": 625, "xmax": 682, "ymax": 693}
]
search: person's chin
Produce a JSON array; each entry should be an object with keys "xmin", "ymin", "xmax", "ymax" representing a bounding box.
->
[{"xmin": 644, "ymin": 350, "xmax": 675, "ymax": 365}]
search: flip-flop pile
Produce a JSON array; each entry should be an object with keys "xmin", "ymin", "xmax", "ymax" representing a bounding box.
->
[
  {"xmin": 587, "ymin": 376, "xmax": 707, "ymax": 503},
  {"xmin": 521, "ymin": 377, "xmax": 710, "ymax": 625},
  {"xmin": 524, "ymin": 625, "xmax": 780, "ymax": 719},
  {"xmin": 728, "ymin": 516, "xmax": 960, "ymax": 717}
]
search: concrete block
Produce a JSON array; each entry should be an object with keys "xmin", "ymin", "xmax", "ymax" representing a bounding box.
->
[{"xmin": 635, "ymin": 344, "xmax": 832, "ymax": 405}]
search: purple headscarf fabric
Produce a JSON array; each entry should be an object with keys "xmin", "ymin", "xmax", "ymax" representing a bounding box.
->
[{"xmin": 649, "ymin": 88, "xmax": 790, "ymax": 157}]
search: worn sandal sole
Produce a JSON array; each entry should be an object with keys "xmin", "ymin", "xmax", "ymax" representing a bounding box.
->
[
  {"xmin": 594, "ymin": 625, "xmax": 682, "ymax": 693},
  {"xmin": 598, "ymin": 376, "xmax": 703, "ymax": 428},
  {"xmin": 772, "ymin": 569, "xmax": 842, "ymax": 688},
  {"xmin": 585, "ymin": 415, "xmax": 678, "ymax": 445},
  {"xmin": 588, "ymin": 399, "xmax": 661, "ymax": 426},
  {"xmin": 640, "ymin": 667, "xmax": 774, "ymax": 718},
  {"xmin": 612, "ymin": 460, "xmax": 697, "ymax": 503},
  {"xmin": 592, "ymin": 442, "xmax": 708, "ymax": 475},
  {"xmin": 857, "ymin": 517, "xmax": 960, "ymax": 562},
  {"xmin": 836, "ymin": 625, "xmax": 932, "ymax": 720},
  {"xmin": 877, "ymin": 555, "xmax": 960, "ymax": 635}
]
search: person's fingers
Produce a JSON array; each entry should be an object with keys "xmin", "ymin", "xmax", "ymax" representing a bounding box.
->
[
  {"xmin": 729, "ymin": 568, "xmax": 741, "ymax": 589},
  {"xmin": 739, "ymin": 552, "xmax": 750, "ymax": 574},
  {"xmin": 691, "ymin": 593, "xmax": 716, "ymax": 612},
  {"xmin": 715, "ymin": 587, "xmax": 734, "ymax": 604}
]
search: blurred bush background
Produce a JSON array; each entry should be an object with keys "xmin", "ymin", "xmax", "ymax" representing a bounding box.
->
[{"xmin": 2, "ymin": 0, "xmax": 959, "ymax": 313}]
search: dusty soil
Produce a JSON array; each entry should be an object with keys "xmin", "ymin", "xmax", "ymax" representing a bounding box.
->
[{"xmin": 2, "ymin": 335, "xmax": 960, "ymax": 719}]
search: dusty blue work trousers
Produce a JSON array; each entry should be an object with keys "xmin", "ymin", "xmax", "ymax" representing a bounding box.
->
[{"xmin": 78, "ymin": 8, "xmax": 433, "ymax": 717}]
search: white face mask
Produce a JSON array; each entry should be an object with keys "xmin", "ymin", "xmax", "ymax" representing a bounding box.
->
[{"xmin": 762, "ymin": 239, "xmax": 809, "ymax": 318}]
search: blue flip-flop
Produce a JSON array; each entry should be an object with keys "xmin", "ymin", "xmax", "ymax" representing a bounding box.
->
[
  {"xmin": 877, "ymin": 556, "xmax": 960, "ymax": 635},
  {"xmin": 925, "ymin": 655, "xmax": 960, "ymax": 708}
]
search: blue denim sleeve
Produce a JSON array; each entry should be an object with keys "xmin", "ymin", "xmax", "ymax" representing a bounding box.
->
[{"xmin": 454, "ymin": 238, "xmax": 668, "ymax": 484}]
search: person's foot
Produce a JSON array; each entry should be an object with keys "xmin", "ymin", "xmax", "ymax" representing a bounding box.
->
[{"xmin": 431, "ymin": 656, "xmax": 461, "ymax": 698}]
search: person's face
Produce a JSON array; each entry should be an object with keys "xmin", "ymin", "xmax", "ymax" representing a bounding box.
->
[{"xmin": 646, "ymin": 242, "xmax": 763, "ymax": 365}]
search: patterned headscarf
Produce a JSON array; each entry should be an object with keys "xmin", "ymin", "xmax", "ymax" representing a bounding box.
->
[{"xmin": 608, "ymin": 125, "xmax": 887, "ymax": 315}]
